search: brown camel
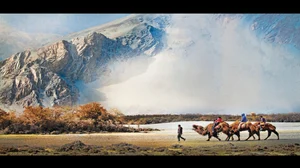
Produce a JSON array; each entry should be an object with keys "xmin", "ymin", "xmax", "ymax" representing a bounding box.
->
[
  {"xmin": 192, "ymin": 121, "xmax": 237, "ymax": 141},
  {"xmin": 229, "ymin": 120, "xmax": 260, "ymax": 141},
  {"xmin": 253, "ymin": 122, "xmax": 279, "ymax": 140}
]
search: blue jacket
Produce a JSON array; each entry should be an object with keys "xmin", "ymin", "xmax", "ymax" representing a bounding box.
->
[{"xmin": 241, "ymin": 114, "xmax": 247, "ymax": 122}]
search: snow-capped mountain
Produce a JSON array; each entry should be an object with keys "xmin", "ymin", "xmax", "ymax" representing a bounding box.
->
[
  {"xmin": 1, "ymin": 14, "xmax": 300, "ymax": 114},
  {"xmin": 0, "ymin": 14, "xmax": 170, "ymax": 112}
]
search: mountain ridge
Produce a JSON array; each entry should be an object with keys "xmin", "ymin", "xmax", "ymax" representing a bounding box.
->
[
  {"xmin": 0, "ymin": 14, "xmax": 170, "ymax": 113},
  {"xmin": 2, "ymin": 14, "xmax": 300, "ymax": 114}
]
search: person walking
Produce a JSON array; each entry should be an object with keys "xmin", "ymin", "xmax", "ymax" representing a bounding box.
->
[{"xmin": 177, "ymin": 124, "xmax": 186, "ymax": 142}]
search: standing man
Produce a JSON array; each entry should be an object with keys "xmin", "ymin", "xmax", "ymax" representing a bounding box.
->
[{"xmin": 177, "ymin": 124, "xmax": 186, "ymax": 142}]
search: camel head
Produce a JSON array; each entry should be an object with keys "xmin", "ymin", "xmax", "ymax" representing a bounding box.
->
[{"xmin": 192, "ymin": 124, "xmax": 204, "ymax": 135}]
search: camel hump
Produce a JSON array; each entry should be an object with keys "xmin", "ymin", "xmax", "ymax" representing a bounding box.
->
[
  {"xmin": 240, "ymin": 122, "xmax": 249, "ymax": 129},
  {"xmin": 232, "ymin": 120, "xmax": 240, "ymax": 125},
  {"xmin": 266, "ymin": 123, "xmax": 274, "ymax": 128},
  {"xmin": 241, "ymin": 123, "xmax": 246, "ymax": 128},
  {"xmin": 246, "ymin": 121, "xmax": 252, "ymax": 125},
  {"xmin": 220, "ymin": 121, "xmax": 228, "ymax": 126}
]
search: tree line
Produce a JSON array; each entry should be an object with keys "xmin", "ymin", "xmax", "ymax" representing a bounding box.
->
[
  {"xmin": 123, "ymin": 112, "xmax": 300, "ymax": 124},
  {"xmin": 1, "ymin": 103, "xmax": 300, "ymax": 134},
  {"xmin": 0, "ymin": 103, "xmax": 139, "ymax": 134}
]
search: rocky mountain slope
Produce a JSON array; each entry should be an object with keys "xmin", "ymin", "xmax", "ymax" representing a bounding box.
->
[
  {"xmin": 1, "ymin": 14, "xmax": 300, "ymax": 113},
  {"xmin": 215, "ymin": 14, "xmax": 300, "ymax": 50},
  {"xmin": 0, "ymin": 14, "xmax": 170, "ymax": 112}
]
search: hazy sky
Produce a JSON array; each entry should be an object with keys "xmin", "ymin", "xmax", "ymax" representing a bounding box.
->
[
  {"xmin": 90, "ymin": 14, "xmax": 300, "ymax": 115},
  {"xmin": 0, "ymin": 14, "xmax": 130, "ymax": 35},
  {"xmin": 2, "ymin": 14, "xmax": 300, "ymax": 115}
]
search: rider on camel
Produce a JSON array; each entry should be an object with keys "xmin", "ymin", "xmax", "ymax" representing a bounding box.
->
[
  {"xmin": 238, "ymin": 113, "xmax": 248, "ymax": 131},
  {"xmin": 259, "ymin": 116, "xmax": 266, "ymax": 130},
  {"xmin": 212, "ymin": 116, "xmax": 223, "ymax": 134}
]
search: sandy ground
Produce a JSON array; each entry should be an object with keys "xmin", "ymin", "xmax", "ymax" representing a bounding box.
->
[
  {"xmin": 0, "ymin": 121, "xmax": 300, "ymax": 155},
  {"xmin": 0, "ymin": 130, "xmax": 298, "ymax": 148}
]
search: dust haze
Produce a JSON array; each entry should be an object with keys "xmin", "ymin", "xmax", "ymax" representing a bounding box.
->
[{"xmin": 86, "ymin": 14, "xmax": 300, "ymax": 115}]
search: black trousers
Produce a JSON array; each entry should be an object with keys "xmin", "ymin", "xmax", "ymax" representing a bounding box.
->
[
  {"xmin": 177, "ymin": 133, "xmax": 185, "ymax": 141},
  {"xmin": 212, "ymin": 122, "xmax": 219, "ymax": 132}
]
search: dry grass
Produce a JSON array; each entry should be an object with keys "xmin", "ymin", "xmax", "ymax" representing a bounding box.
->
[
  {"xmin": 0, "ymin": 129, "xmax": 300, "ymax": 155},
  {"xmin": 0, "ymin": 137, "xmax": 299, "ymax": 156}
]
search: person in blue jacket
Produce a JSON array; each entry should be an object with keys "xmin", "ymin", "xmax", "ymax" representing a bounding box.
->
[
  {"xmin": 238, "ymin": 113, "xmax": 248, "ymax": 130},
  {"xmin": 241, "ymin": 113, "xmax": 248, "ymax": 122}
]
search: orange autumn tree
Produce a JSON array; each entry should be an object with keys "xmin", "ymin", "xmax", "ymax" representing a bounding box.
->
[
  {"xmin": 0, "ymin": 109, "xmax": 17, "ymax": 129},
  {"xmin": 0, "ymin": 108, "xmax": 8, "ymax": 119},
  {"xmin": 0, "ymin": 108, "xmax": 9, "ymax": 129},
  {"xmin": 21, "ymin": 106, "xmax": 52, "ymax": 126},
  {"xmin": 51, "ymin": 105, "xmax": 68, "ymax": 121},
  {"xmin": 76, "ymin": 102, "xmax": 115, "ymax": 127}
]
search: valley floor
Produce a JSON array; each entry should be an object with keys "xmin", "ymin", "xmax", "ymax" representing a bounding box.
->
[{"xmin": 0, "ymin": 129, "xmax": 299, "ymax": 156}]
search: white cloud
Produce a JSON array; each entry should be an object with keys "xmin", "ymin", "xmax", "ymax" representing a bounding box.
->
[{"xmin": 90, "ymin": 14, "xmax": 300, "ymax": 115}]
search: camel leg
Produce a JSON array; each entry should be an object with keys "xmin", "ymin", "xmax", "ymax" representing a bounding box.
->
[
  {"xmin": 225, "ymin": 135, "xmax": 229, "ymax": 141},
  {"xmin": 257, "ymin": 131, "xmax": 260, "ymax": 140},
  {"xmin": 228, "ymin": 134, "xmax": 234, "ymax": 141},
  {"xmin": 245, "ymin": 132, "xmax": 252, "ymax": 141},
  {"xmin": 235, "ymin": 132, "xmax": 240, "ymax": 141},
  {"xmin": 229, "ymin": 131, "xmax": 238, "ymax": 141},
  {"xmin": 226, "ymin": 132, "xmax": 233, "ymax": 141},
  {"xmin": 213, "ymin": 134, "xmax": 221, "ymax": 141},
  {"xmin": 273, "ymin": 130, "xmax": 279, "ymax": 140},
  {"xmin": 264, "ymin": 130, "xmax": 271, "ymax": 140},
  {"xmin": 207, "ymin": 134, "xmax": 212, "ymax": 141},
  {"xmin": 213, "ymin": 131, "xmax": 221, "ymax": 141}
]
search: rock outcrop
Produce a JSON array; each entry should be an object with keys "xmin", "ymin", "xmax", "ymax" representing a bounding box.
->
[{"xmin": 0, "ymin": 14, "xmax": 170, "ymax": 112}]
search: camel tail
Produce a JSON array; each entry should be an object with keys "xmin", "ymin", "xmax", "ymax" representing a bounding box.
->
[
  {"xmin": 269, "ymin": 124, "xmax": 276, "ymax": 131},
  {"xmin": 269, "ymin": 123, "xmax": 276, "ymax": 129}
]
